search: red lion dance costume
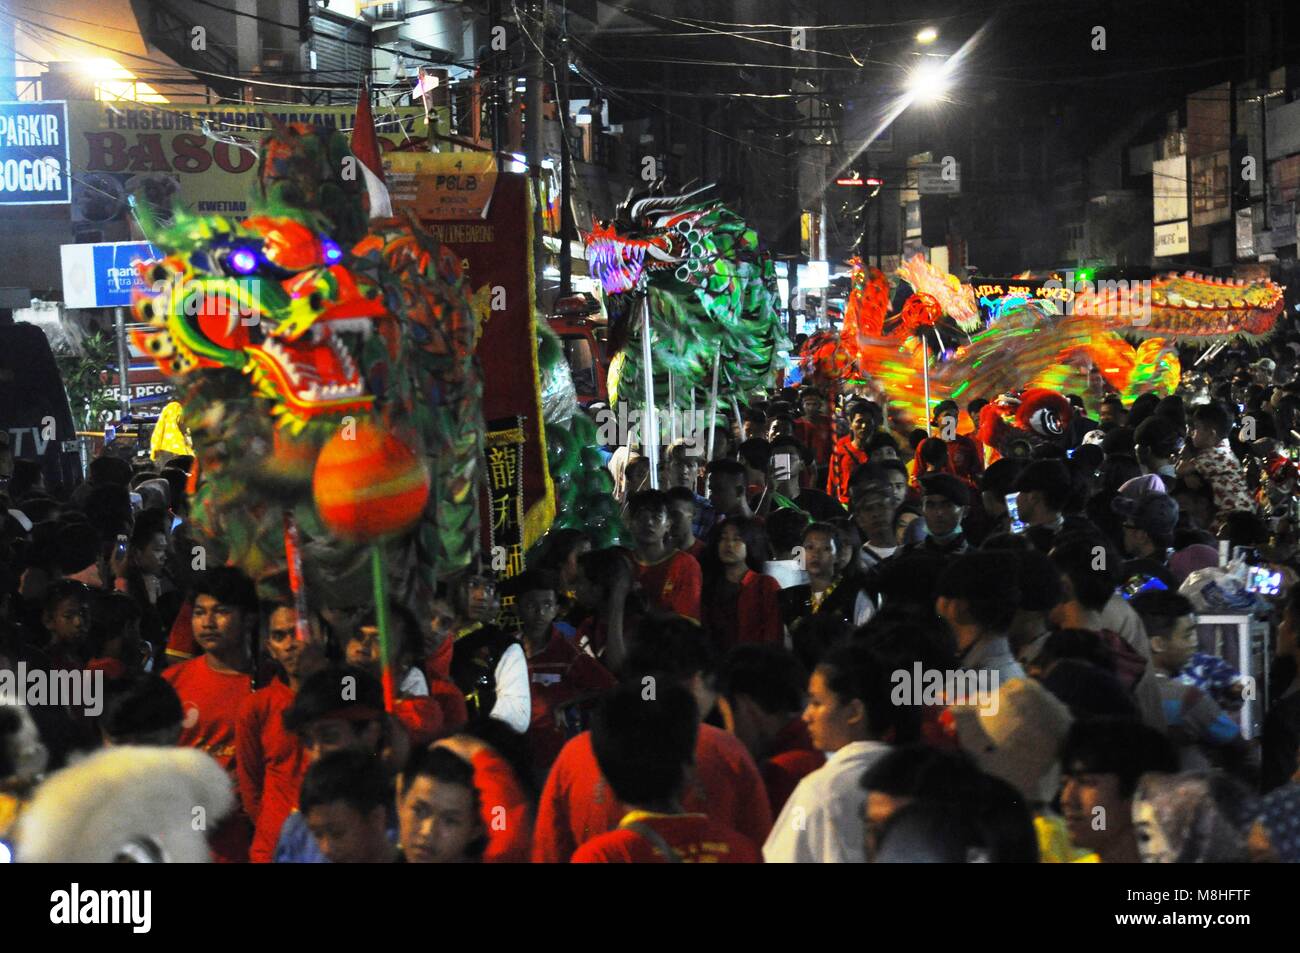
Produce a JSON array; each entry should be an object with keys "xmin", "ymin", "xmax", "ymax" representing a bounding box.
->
[{"xmin": 977, "ymin": 389, "xmax": 1074, "ymax": 462}]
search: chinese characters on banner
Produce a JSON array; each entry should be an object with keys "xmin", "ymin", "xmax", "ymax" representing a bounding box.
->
[{"xmin": 485, "ymin": 419, "xmax": 526, "ymax": 627}]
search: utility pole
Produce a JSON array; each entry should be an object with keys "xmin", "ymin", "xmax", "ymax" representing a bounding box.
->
[
  {"xmin": 487, "ymin": 0, "xmax": 503, "ymax": 151},
  {"xmin": 558, "ymin": 20, "xmax": 574, "ymax": 298},
  {"xmin": 523, "ymin": 0, "xmax": 546, "ymax": 308}
]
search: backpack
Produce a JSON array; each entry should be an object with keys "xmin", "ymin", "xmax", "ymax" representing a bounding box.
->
[{"xmin": 1097, "ymin": 628, "xmax": 1148, "ymax": 694}]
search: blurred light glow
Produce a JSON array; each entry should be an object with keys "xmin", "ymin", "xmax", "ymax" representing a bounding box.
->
[
  {"xmin": 916, "ymin": 27, "xmax": 938, "ymax": 44},
  {"xmin": 229, "ymin": 248, "xmax": 258, "ymax": 274},
  {"xmin": 83, "ymin": 58, "xmax": 167, "ymax": 104},
  {"xmin": 905, "ymin": 58, "xmax": 955, "ymax": 105}
]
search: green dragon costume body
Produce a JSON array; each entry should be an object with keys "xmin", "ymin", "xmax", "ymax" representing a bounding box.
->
[
  {"xmin": 584, "ymin": 186, "xmax": 788, "ymax": 431},
  {"xmin": 130, "ymin": 124, "xmax": 483, "ymax": 603}
]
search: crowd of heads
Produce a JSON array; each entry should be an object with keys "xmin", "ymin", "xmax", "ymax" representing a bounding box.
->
[{"xmin": 5, "ymin": 330, "xmax": 1300, "ymax": 863}]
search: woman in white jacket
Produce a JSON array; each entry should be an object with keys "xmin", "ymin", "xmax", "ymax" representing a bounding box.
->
[{"xmin": 763, "ymin": 641, "xmax": 896, "ymax": 863}]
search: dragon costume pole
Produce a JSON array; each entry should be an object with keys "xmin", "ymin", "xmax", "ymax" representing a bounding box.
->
[
  {"xmin": 282, "ymin": 511, "xmax": 311, "ymax": 644},
  {"xmin": 640, "ymin": 294, "xmax": 660, "ymax": 488},
  {"xmin": 706, "ymin": 349, "xmax": 721, "ymax": 460},
  {"xmin": 668, "ymin": 369, "xmax": 677, "ymax": 444},
  {"xmin": 370, "ymin": 544, "xmax": 396, "ymax": 713},
  {"xmin": 922, "ymin": 336, "xmax": 932, "ymax": 435}
]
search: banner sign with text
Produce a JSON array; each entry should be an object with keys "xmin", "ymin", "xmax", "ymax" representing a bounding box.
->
[
  {"xmin": 970, "ymin": 276, "xmax": 1075, "ymax": 320},
  {"xmin": 0, "ymin": 100, "xmax": 70, "ymax": 205},
  {"xmin": 60, "ymin": 240, "xmax": 161, "ymax": 308},
  {"xmin": 399, "ymin": 171, "xmax": 554, "ymax": 550},
  {"xmin": 385, "ymin": 151, "xmax": 497, "ymax": 220},
  {"xmin": 484, "ymin": 417, "xmax": 526, "ymax": 627},
  {"xmin": 66, "ymin": 102, "xmax": 440, "ymax": 241}
]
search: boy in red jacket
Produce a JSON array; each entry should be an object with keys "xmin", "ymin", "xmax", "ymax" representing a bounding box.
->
[
  {"xmin": 827, "ymin": 400, "xmax": 876, "ymax": 505},
  {"xmin": 532, "ymin": 618, "xmax": 771, "ymax": 861},
  {"xmin": 627, "ymin": 489, "xmax": 702, "ymax": 621}
]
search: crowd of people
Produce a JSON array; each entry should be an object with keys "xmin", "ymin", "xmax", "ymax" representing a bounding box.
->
[{"xmin": 6, "ymin": 328, "xmax": 1300, "ymax": 864}]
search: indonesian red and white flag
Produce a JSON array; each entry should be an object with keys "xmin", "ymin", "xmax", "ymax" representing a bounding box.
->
[{"xmin": 350, "ymin": 84, "xmax": 392, "ymax": 219}]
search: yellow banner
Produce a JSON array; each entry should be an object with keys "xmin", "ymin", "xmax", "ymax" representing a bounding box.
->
[
  {"xmin": 385, "ymin": 151, "xmax": 498, "ymax": 221},
  {"xmin": 66, "ymin": 101, "xmax": 442, "ymax": 242}
]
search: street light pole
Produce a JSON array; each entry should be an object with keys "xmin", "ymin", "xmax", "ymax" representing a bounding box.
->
[
  {"xmin": 523, "ymin": 0, "xmax": 546, "ymax": 307},
  {"xmin": 558, "ymin": 29, "xmax": 574, "ymax": 298}
]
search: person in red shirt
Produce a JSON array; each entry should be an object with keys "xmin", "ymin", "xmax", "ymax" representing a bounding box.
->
[
  {"xmin": 627, "ymin": 490, "xmax": 702, "ymax": 622},
  {"xmin": 716, "ymin": 644, "xmax": 825, "ymax": 815},
  {"xmin": 532, "ymin": 617, "xmax": 772, "ymax": 861},
  {"xmin": 420, "ymin": 599, "xmax": 471, "ymax": 731},
  {"xmin": 794, "ymin": 387, "xmax": 836, "ymax": 481},
  {"xmin": 236, "ymin": 600, "xmax": 328, "ymax": 863},
  {"xmin": 701, "ymin": 516, "xmax": 783, "ymax": 651},
  {"xmin": 274, "ymin": 666, "xmax": 410, "ymax": 862},
  {"xmin": 827, "ymin": 400, "xmax": 876, "ymax": 505},
  {"xmin": 509, "ymin": 570, "xmax": 616, "ymax": 775},
  {"xmin": 572, "ymin": 678, "xmax": 760, "ymax": 863},
  {"xmin": 161, "ymin": 567, "xmax": 258, "ymax": 861}
]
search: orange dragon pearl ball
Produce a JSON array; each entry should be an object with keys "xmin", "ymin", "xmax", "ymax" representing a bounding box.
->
[{"xmin": 313, "ymin": 422, "xmax": 430, "ymax": 540}]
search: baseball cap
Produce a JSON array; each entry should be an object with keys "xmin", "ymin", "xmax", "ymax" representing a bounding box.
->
[
  {"xmin": 950, "ymin": 677, "xmax": 1074, "ymax": 803},
  {"xmin": 1116, "ymin": 474, "xmax": 1168, "ymax": 501},
  {"xmin": 919, "ymin": 472, "xmax": 970, "ymax": 506},
  {"xmin": 1112, "ymin": 492, "xmax": 1179, "ymax": 538}
]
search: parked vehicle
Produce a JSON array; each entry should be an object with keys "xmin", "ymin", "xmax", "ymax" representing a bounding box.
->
[{"xmin": 548, "ymin": 294, "xmax": 609, "ymax": 406}]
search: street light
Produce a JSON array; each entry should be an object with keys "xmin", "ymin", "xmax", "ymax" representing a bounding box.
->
[
  {"xmin": 904, "ymin": 57, "xmax": 956, "ymax": 105},
  {"xmin": 915, "ymin": 26, "xmax": 938, "ymax": 45}
]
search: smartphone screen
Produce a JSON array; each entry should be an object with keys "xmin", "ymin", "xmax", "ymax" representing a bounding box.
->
[
  {"xmin": 1005, "ymin": 492, "xmax": 1025, "ymax": 534},
  {"xmin": 1246, "ymin": 566, "xmax": 1282, "ymax": 595},
  {"xmin": 772, "ymin": 452, "xmax": 793, "ymax": 482}
]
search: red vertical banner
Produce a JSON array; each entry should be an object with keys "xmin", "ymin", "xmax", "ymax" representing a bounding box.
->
[{"xmin": 396, "ymin": 169, "xmax": 554, "ymax": 554}]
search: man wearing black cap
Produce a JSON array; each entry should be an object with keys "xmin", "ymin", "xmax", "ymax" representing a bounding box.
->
[
  {"xmin": 1113, "ymin": 491, "xmax": 1180, "ymax": 590},
  {"xmin": 1133, "ymin": 417, "xmax": 1182, "ymax": 491},
  {"xmin": 899, "ymin": 473, "xmax": 971, "ymax": 559}
]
